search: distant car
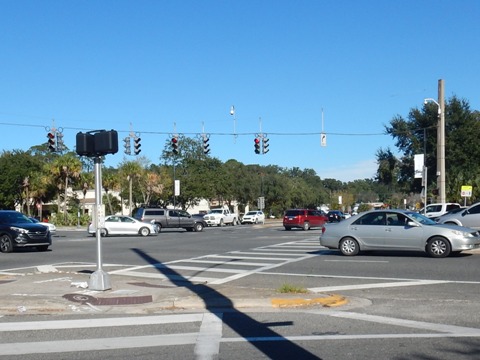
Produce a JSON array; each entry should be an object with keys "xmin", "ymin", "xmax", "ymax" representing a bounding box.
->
[
  {"xmin": 134, "ymin": 207, "xmax": 205, "ymax": 232},
  {"xmin": 438, "ymin": 202, "xmax": 480, "ymax": 230},
  {"xmin": 319, "ymin": 209, "xmax": 480, "ymax": 258},
  {"xmin": 241, "ymin": 211, "xmax": 265, "ymax": 224},
  {"xmin": 283, "ymin": 209, "xmax": 327, "ymax": 231},
  {"xmin": 0, "ymin": 210, "xmax": 51, "ymax": 253},
  {"xmin": 419, "ymin": 203, "xmax": 462, "ymax": 218},
  {"xmin": 29, "ymin": 217, "xmax": 57, "ymax": 235},
  {"xmin": 327, "ymin": 210, "xmax": 345, "ymax": 223},
  {"xmin": 433, "ymin": 207, "xmax": 466, "ymax": 222},
  {"xmin": 88, "ymin": 215, "xmax": 157, "ymax": 237}
]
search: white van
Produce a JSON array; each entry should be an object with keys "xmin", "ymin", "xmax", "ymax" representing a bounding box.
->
[{"xmin": 419, "ymin": 203, "xmax": 462, "ymax": 218}]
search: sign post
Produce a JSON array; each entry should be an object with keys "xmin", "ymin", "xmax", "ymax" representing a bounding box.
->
[{"xmin": 461, "ymin": 185, "xmax": 473, "ymax": 206}]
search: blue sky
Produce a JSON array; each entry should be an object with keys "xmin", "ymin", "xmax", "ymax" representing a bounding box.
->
[{"xmin": 1, "ymin": 1, "xmax": 479, "ymax": 182}]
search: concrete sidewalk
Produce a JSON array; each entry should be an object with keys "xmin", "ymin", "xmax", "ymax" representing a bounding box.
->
[{"xmin": 0, "ymin": 264, "xmax": 348, "ymax": 316}]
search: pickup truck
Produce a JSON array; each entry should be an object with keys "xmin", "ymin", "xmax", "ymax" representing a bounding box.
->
[
  {"xmin": 418, "ymin": 203, "xmax": 462, "ymax": 218},
  {"xmin": 203, "ymin": 208, "xmax": 239, "ymax": 226},
  {"xmin": 134, "ymin": 207, "xmax": 205, "ymax": 232}
]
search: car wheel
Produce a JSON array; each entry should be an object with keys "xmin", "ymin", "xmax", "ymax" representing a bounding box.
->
[
  {"xmin": 284, "ymin": 227, "xmax": 291, "ymax": 231},
  {"xmin": 231, "ymin": 219, "xmax": 235, "ymax": 226},
  {"xmin": 194, "ymin": 222, "xmax": 204, "ymax": 232},
  {"xmin": 0, "ymin": 235, "xmax": 13, "ymax": 253},
  {"xmin": 139, "ymin": 227, "xmax": 150, "ymax": 237},
  {"xmin": 218, "ymin": 219, "xmax": 224, "ymax": 227},
  {"xmin": 303, "ymin": 222, "xmax": 310, "ymax": 231},
  {"xmin": 155, "ymin": 223, "xmax": 162, "ymax": 232},
  {"xmin": 37, "ymin": 245, "xmax": 49, "ymax": 252},
  {"xmin": 100, "ymin": 228, "xmax": 108, "ymax": 237},
  {"xmin": 427, "ymin": 237, "xmax": 451, "ymax": 258},
  {"xmin": 340, "ymin": 237, "xmax": 359, "ymax": 256}
]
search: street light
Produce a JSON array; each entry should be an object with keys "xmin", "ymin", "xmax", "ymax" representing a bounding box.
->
[
  {"xmin": 424, "ymin": 98, "xmax": 440, "ymax": 113},
  {"xmin": 230, "ymin": 105, "xmax": 237, "ymax": 143}
]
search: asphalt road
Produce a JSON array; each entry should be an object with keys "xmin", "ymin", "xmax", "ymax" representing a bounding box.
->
[{"xmin": 1, "ymin": 224, "xmax": 480, "ymax": 359}]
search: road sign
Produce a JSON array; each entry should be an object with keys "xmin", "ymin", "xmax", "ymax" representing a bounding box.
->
[{"xmin": 461, "ymin": 185, "xmax": 472, "ymax": 197}]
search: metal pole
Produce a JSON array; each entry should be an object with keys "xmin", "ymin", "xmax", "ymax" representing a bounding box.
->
[
  {"xmin": 423, "ymin": 165, "xmax": 427, "ymax": 215},
  {"xmin": 438, "ymin": 79, "xmax": 446, "ymax": 203},
  {"xmin": 88, "ymin": 156, "xmax": 111, "ymax": 291}
]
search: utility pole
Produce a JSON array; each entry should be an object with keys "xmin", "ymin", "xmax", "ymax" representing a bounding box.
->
[{"xmin": 437, "ymin": 79, "xmax": 446, "ymax": 203}]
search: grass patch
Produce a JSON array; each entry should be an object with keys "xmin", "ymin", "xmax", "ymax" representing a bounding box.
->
[{"xmin": 277, "ymin": 283, "xmax": 309, "ymax": 294}]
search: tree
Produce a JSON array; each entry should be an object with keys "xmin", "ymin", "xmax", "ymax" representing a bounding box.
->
[
  {"xmin": 118, "ymin": 159, "xmax": 144, "ymax": 215},
  {"xmin": 0, "ymin": 150, "xmax": 42, "ymax": 209},
  {"xmin": 48, "ymin": 153, "xmax": 82, "ymax": 220},
  {"xmin": 385, "ymin": 96, "xmax": 480, "ymax": 202}
]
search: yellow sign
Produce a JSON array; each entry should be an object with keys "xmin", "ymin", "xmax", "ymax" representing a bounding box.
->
[{"xmin": 461, "ymin": 185, "xmax": 473, "ymax": 197}]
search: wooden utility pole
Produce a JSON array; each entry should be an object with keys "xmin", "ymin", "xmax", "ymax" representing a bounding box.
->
[{"xmin": 437, "ymin": 79, "xmax": 446, "ymax": 203}]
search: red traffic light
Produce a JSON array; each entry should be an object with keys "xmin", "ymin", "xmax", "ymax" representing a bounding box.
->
[
  {"xmin": 254, "ymin": 138, "xmax": 260, "ymax": 144},
  {"xmin": 171, "ymin": 137, "xmax": 178, "ymax": 144}
]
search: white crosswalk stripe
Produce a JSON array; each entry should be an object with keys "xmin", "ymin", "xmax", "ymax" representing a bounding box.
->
[{"xmin": 109, "ymin": 238, "xmax": 321, "ymax": 284}]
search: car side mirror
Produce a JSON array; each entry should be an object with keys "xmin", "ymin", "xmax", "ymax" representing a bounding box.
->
[{"xmin": 406, "ymin": 221, "xmax": 419, "ymax": 227}]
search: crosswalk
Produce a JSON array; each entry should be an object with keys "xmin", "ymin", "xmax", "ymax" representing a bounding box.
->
[
  {"xmin": 0, "ymin": 312, "xmax": 222, "ymax": 356},
  {"xmin": 109, "ymin": 238, "xmax": 321, "ymax": 285},
  {"xmin": 2, "ymin": 310, "xmax": 480, "ymax": 358}
]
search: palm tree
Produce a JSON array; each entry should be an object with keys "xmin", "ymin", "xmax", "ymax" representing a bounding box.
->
[
  {"xmin": 49, "ymin": 154, "xmax": 83, "ymax": 221},
  {"xmin": 118, "ymin": 160, "xmax": 143, "ymax": 215}
]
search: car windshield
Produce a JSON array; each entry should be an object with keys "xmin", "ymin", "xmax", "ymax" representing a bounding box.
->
[
  {"xmin": 246, "ymin": 212, "xmax": 257, "ymax": 215},
  {"xmin": 285, "ymin": 210, "xmax": 302, "ymax": 217},
  {"xmin": 406, "ymin": 211, "xmax": 437, "ymax": 225},
  {"xmin": 209, "ymin": 209, "xmax": 223, "ymax": 214}
]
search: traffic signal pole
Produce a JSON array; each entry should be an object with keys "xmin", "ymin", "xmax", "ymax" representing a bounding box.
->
[{"xmin": 88, "ymin": 156, "xmax": 111, "ymax": 291}]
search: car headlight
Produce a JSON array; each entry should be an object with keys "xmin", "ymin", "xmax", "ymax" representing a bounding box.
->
[
  {"xmin": 10, "ymin": 226, "xmax": 29, "ymax": 234},
  {"xmin": 450, "ymin": 229, "xmax": 473, "ymax": 237}
]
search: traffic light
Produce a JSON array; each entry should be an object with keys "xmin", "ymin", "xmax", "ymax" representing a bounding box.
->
[
  {"xmin": 171, "ymin": 136, "xmax": 179, "ymax": 155},
  {"xmin": 254, "ymin": 137, "xmax": 261, "ymax": 154},
  {"xmin": 262, "ymin": 136, "xmax": 269, "ymax": 154},
  {"xmin": 47, "ymin": 132, "xmax": 56, "ymax": 152},
  {"xmin": 133, "ymin": 137, "xmax": 141, "ymax": 155},
  {"xmin": 203, "ymin": 135, "xmax": 210, "ymax": 154},
  {"xmin": 123, "ymin": 136, "xmax": 131, "ymax": 155},
  {"xmin": 56, "ymin": 132, "xmax": 65, "ymax": 152}
]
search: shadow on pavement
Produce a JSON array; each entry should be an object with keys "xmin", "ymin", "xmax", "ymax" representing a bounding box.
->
[{"xmin": 131, "ymin": 248, "xmax": 321, "ymax": 360}]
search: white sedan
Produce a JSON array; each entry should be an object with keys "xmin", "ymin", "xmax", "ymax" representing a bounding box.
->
[
  {"xmin": 30, "ymin": 217, "xmax": 57, "ymax": 235},
  {"xmin": 88, "ymin": 215, "xmax": 157, "ymax": 237},
  {"xmin": 241, "ymin": 211, "xmax": 265, "ymax": 224}
]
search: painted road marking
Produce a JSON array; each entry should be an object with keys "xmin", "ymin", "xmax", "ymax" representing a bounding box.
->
[
  {"xmin": 308, "ymin": 280, "xmax": 449, "ymax": 293},
  {"xmin": 1, "ymin": 311, "xmax": 479, "ymax": 355}
]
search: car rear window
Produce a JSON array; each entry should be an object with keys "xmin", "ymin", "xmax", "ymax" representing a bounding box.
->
[
  {"xmin": 446, "ymin": 204, "xmax": 461, "ymax": 211},
  {"xmin": 145, "ymin": 210, "xmax": 165, "ymax": 216},
  {"xmin": 285, "ymin": 210, "xmax": 303, "ymax": 217}
]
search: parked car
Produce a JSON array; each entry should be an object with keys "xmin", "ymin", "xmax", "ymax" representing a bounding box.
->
[
  {"xmin": 29, "ymin": 217, "xmax": 57, "ymax": 235},
  {"xmin": 319, "ymin": 209, "xmax": 480, "ymax": 258},
  {"xmin": 327, "ymin": 210, "xmax": 345, "ymax": 223},
  {"xmin": 134, "ymin": 207, "xmax": 205, "ymax": 232},
  {"xmin": 438, "ymin": 202, "xmax": 480, "ymax": 229},
  {"xmin": 88, "ymin": 215, "xmax": 157, "ymax": 237},
  {"xmin": 241, "ymin": 211, "xmax": 265, "ymax": 224},
  {"xmin": 418, "ymin": 202, "xmax": 462, "ymax": 218},
  {"xmin": 0, "ymin": 210, "xmax": 52, "ymax": 253},
  {"xmin": 283, "ymin": 209, "xmax": 327, "ymax": 231}
]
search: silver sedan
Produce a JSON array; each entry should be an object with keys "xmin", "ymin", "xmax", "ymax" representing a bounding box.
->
[
  {"xmin": 88, "ymin": 215, "xmax": 157, "ymax": 237},
  {"xmin": 319, "ymin": 209, "xmax": 480, "ymax": 258}
]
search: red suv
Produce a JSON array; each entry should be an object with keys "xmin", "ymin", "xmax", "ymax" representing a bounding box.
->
[{"xmin": 283, "ymin": 209, "xmax": 328, "ymax": 231}]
